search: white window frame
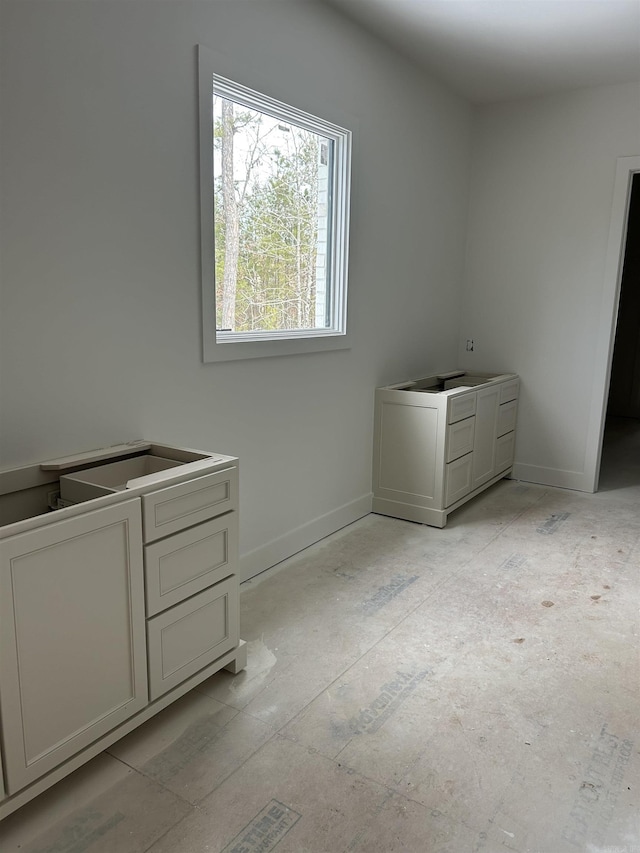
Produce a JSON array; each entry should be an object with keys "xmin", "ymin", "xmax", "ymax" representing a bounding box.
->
[{"xmin": 198, "ymin": 45, "xmax": 352, "ymax": 363}]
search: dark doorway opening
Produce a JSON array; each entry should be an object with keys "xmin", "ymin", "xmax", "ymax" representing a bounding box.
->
[{"xmin": 599, "ymin": 173, "xmax": 640, "ymax": 490}]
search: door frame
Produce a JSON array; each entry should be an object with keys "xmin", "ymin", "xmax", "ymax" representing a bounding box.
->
[{"xmin": 586, "ymin": 156, "xmax": 640, "ymax": 491}]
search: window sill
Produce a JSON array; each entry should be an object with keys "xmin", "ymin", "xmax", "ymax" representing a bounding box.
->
[{"xmin": 202, "ymin": 330, "xmax": 351, "ymax": 363}]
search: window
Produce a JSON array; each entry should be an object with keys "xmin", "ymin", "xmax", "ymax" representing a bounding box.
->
[{"xmin": 198, "ymin": 47, "xmax": 352, "ymax": 362}]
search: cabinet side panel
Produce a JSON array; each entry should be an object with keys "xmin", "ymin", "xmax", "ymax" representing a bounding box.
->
[{"xmin": 377, "ymin": 402, "xmax": 439, "ymax": 499}]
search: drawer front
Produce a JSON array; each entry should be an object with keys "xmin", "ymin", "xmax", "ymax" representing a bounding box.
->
[
  {"xmin": 147, "ymin": 577, "xmax": 239, "ymax": 700},
  {"xmin": 446, "ymin": 416, "xmax": 475, "ymax": 463},
  {"xmin": 142, "ymin": 466, "xmax": 238, "ymax": 543},
  {"xmin": 500, "ymin": 378, "xmax": 519, "ymax": 404},
  {"xmin": 497, "ymin": 399, "xmax": 518, "ymax": 438},
  {"xmin": 445, "ymin": 453, "xmax": 473, "ymax": 507},
  {"xmin": 448, "ymin": 392, "xmax": 476, "ymax": 424},
  {"xmin": 496, "ymin": 431, "xmax": 515, "ymax": 472},
  {"xmin": 144, "ymin": 513, "xmax": 238, "ymax": 616}
]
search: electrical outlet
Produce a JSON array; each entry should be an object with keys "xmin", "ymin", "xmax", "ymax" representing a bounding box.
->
[{"xmin": 466, "ymin": 339, "xmax": 474, "ymax": 352}]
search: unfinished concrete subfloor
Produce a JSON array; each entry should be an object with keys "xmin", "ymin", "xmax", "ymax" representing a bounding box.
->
[{"xmin": 1, "ymin": 436, "xmax": 638, "ymax": 852}]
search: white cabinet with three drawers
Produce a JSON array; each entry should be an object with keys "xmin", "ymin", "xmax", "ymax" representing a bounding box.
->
[{"xmin": 0, "ymin": 441, "xmax": 245, "ymax": 820}]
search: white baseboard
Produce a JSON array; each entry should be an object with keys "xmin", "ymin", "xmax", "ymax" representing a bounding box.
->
[
  {"xmin": 511, "ymin": 462, "xmax": 593, "ymax": 493},
  {"xmin": 239, "ymin": 493, "xmax": 373, "ymax": 582}
]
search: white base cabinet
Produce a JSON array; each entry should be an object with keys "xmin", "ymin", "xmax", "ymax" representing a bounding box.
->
[
  {"xmin": 0, "ymin": 441, "xmax": 246, "ymax": 820},
  {"xmin": 373, "ymin": 371, "xmax": 519, "ymax": 527}
]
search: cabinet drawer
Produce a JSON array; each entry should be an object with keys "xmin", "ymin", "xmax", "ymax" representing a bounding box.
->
[
  {"xmin": 147, "ymin": 577, "xmax": 239, "ymax": 700},
  {"xmin": 144, "ymin": 513, "xmax": 238, "ymax": 616},
  {"xmin": 500, "ymin": 379, "xmax": 519, "ymax": 404},
  {"xmin": 448, "ymin": 392, "xmax": 476, "ymax": 424},
  {"xmin": 446, "ymin": 416, "xmax": 475, "ymax": 462},
  {"xmin": 497, "ymin": 399, "xmax": 518, "ymax": 438},
  {"xmin": 142, "ymin": 466, "xmax": 238, "ymax": 543},
  {"xmin": 496, "ymin": 432, "xmax": 515, "ymax": 472},
  {"xmin": 445, "ymin": 453, "xmax": 473, "ymax": 507}
]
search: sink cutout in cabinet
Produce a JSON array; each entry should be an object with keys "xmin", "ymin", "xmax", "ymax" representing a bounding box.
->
[
  {"xmin": 60, "ymin": 455, "xmax": 182, "ymax": 504},
  {"xmin": 403, "ymin": 373, "xmax": 496, "ymax": 394}
]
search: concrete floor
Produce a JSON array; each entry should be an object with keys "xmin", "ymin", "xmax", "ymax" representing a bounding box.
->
[{"xmin": 1, "ymin": 422, "xmax": 638, "ymax": 852}]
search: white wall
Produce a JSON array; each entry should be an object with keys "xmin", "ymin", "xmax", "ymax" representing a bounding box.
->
[
  {"xmin": 0, "ymin": 0, "xmax": 473, "ymax": 577},
  {"xmin": 459, "ymin": 81, "xmax": 640, "ymax": 491}
]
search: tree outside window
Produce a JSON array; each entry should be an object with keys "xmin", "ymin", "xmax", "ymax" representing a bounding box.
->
[{"xmin": 201, "ymin": 71, "xmax": 350, "ymax": 358}]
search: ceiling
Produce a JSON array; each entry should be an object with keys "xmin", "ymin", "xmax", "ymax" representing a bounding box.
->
[{"xmin": 325, "ymin": 0, "xmax": 640, "ymax": 103}]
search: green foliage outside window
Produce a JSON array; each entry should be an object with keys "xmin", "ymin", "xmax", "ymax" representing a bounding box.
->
[{"xmin": 214, "ymin": 98, "xmax": 330, "ymax": 334}]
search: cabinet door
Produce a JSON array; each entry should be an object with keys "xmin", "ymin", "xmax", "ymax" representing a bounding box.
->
[
  {"xmin": 0, "ymin": 500, "xmax": 148, "ymax": 793},
  {"xmin": 471, "ymin": 385, "xmax": 501, "ymax": 490}
]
